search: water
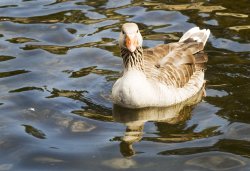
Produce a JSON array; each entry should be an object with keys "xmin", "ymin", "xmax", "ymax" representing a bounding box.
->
[{"xmin": 0, "ymin": 0, "xmax": 250, "ymax": 170}]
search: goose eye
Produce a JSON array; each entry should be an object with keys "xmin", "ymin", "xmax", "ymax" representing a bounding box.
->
[
  {"xmin": 136, "ymin": 30, "xmax": 139, "ymax": 33},
  {"xmin": 122, "ymin": 30, "xmax": 125, "ymax": 34}
]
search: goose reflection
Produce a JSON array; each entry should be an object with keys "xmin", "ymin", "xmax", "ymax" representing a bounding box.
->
[{"xmin": 112, "ymin": 87, "xmax": 205, "ymax": 157}]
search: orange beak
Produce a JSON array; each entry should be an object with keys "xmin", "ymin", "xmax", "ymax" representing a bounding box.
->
[{"xmin": 125, "ymin": 34, "xmax": 138, "ymax": 52}]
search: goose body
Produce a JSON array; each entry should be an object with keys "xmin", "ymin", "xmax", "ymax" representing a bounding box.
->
[{"xmin": 112, "ymin": 23, "xmax": 210, "ymax": 108}]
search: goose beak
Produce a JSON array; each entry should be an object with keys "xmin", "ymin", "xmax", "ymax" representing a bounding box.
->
[{"xmin": 125, "ymin": 34, "xmax": 137, "ymax": 52}]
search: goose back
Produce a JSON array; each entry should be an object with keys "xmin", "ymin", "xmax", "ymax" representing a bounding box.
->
[{"xmin": 143, "ymin": 41, "xmax": 208, "ymax": 88}]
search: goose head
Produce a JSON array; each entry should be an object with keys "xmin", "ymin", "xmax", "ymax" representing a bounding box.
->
[{"xmin": 119, "ymin": 23, "xmax": 143, "ymax": 53}]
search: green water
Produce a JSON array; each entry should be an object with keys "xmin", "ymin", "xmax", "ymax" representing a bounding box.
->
[{"xmin": 0, "ymin": 0, "xmax": 250, "ymax": 170}]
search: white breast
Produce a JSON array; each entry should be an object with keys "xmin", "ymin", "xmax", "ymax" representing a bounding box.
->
[{"xmin": 112, "ymin": 69, "xmax": 155, "ymax": 108}]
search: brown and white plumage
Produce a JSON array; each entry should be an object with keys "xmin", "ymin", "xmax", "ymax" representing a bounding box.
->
[{"xmin": 112, "ymin": 23, "xmax": 210, "ymax": 108}]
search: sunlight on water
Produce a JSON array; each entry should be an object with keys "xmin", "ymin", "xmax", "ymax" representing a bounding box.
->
[{"xmin": 0, "ymin": 0, "xmax": 250, "ymax": 170}]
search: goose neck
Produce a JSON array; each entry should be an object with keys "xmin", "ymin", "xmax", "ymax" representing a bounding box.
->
[{"xmin": 121, "ymin": 47, "xmax": 144, "ymax": 71}]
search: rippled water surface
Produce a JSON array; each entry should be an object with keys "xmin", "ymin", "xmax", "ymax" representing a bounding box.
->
[{"xmin": 0, "ymin": 0, "xmax": 250, "ymax": 170}]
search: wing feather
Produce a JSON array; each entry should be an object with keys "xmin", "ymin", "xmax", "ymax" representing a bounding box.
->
[{"xmin": 143, "ymin": 42, "xmax": 207, "ymax": 88}]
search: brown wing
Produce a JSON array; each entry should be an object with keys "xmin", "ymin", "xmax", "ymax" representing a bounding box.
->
[{"xmin": 143, "ymin": 42, "xmax": 207, "ymax": 88}]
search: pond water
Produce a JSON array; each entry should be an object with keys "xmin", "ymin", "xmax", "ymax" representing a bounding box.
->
[{"xmin": 0, "ymin": 0, "xmax": 250, "ymax": 170}]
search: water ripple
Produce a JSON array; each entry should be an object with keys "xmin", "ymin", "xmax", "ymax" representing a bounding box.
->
[{"xmin": 0, "ymin": 0, "xmax": 250, "ymax": 170}]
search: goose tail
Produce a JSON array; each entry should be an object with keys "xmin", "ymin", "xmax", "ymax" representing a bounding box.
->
[{"xmin": 179, "ymin": 27, "xmax": 210, "ymax": 48}]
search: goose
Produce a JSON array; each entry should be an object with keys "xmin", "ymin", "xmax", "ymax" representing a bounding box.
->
[{"xmin": 112, "ymin": 23, "xmax": 210, "ymax": 108}]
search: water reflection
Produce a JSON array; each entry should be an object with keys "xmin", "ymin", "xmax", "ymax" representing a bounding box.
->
[
  {"xmin": 23, "ymin": 124, "xmax": 46, "ymax": 139},
  {"xmin": 0, "ymin": 0, "xmax": 250, "ymax": 170},
  {"xmin": 113, "ymin": 88, "xmax": 205, "ymax": 157},
  {"xmin": 143, "ymin": 2, "xmax": 226, "ymax": 12}
]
